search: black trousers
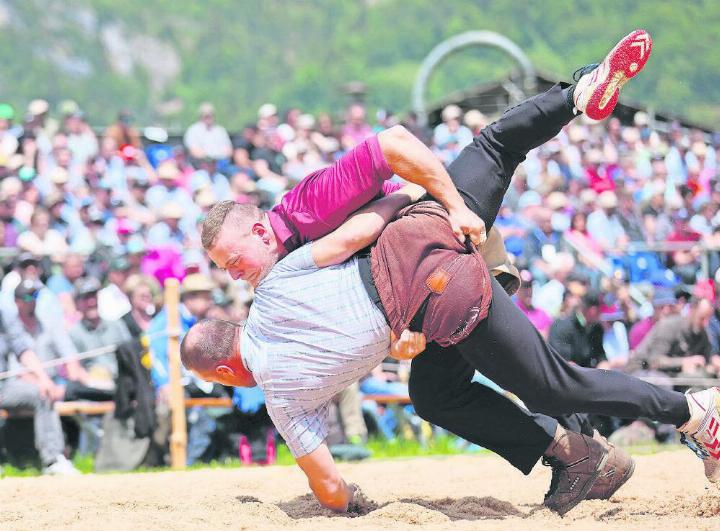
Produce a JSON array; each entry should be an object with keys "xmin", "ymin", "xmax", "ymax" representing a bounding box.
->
[{"xmin": 409, "ymin": 84, "xmax": 690, "ymax": 474}]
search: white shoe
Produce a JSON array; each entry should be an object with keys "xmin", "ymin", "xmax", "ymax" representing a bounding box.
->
[
  {"xmin": 679, "ymin": 387, "xmax": 720, "ymax": 482},
  {"xmin": 42, "ymin": 455, "xmax": 81, "ymax": 476}
]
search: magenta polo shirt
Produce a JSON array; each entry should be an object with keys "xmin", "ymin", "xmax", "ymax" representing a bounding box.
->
[{"xmin": 268, "ymin": 135, "xmax": 400, "ymax": 256}]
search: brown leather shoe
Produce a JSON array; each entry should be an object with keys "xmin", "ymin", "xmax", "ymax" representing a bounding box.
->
[
  {"xmin": 586, "ymin": 430, "xmax": 635, "ymax": 500},
  {"xmin": 542, "ymin": 430, "xmax": 608, "ymax": 516}
]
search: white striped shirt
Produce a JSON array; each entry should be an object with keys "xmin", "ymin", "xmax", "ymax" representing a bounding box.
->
[{"xmin": 242, "ymin": 244, "xmax": 390, "ymax": 457}]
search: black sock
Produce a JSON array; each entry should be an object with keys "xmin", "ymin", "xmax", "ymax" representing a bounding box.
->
[{"xmin": 563, "ymin": 85, "xmax": 576, "ymax": 112}]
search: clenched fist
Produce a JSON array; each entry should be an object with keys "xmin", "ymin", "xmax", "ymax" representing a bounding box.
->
[{"xmin": 390, "ymin": 329, "xmax": 427, "ymax": 360}]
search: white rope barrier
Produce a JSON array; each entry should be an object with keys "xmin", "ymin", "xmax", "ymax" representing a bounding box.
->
[{"xmin": 0, "ymin": 345, "xmax": 118, "ymax": 381}]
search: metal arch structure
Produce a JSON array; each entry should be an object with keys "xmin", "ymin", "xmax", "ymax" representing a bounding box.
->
[{"xmin": 412, "ymin": 31, "xmax": 537, "ymax": 128}]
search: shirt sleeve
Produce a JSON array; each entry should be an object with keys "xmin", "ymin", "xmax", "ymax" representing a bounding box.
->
[
  {"xmin": 265, "ymin": 397, "xmax": 329, "ymax": 458},
  {"xmin": 1, "ymin": 310, "xmax": 33, "ymax": 357},
  {"xmin": 273, "ymin": 244, "xmax": 318, "ymax": 273},
  {"xmin": 270, "ymin": 136, "xmax": 393, "ymax": 251}
]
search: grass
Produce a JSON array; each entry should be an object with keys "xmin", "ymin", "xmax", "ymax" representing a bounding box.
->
[{"xmin": 0, "ymin": 437, "xmax": 683, "ymax": 478}]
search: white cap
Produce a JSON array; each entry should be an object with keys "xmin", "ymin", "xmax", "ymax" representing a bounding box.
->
[{"xmin": 258, "ymin": 103, "xmax": 277, "ymax": 119}]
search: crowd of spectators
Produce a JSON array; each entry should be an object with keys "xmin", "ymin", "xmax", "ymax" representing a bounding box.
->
[{"xmin": 0, "ymin": 91, "xmax": 719, "ymax": 473}]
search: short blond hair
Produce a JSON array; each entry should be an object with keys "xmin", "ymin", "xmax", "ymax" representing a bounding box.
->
[{"xmin": 201, "ymin": 200, "xmax": 263, "ymax": 250}]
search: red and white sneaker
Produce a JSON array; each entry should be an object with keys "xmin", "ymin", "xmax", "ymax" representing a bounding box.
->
[
  {"xmin": 573, "ymin": 29, "xmax": 653, "ymax": 120},
  {"xmin": 679, "ymin": 387, "xmax": 720, "ymax": 482}
]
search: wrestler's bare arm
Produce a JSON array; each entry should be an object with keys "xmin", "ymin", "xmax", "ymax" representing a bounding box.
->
[
  {"xmin": 311, "ymin": 183, "xmax": 425, "ymax": 268},
  {"xmin": 378, "ymin": 125, "xmax": 486, "ymax": 245},
  {"xmin": 296, "ymin": 443, "xmax": 353, "ymax": 511}
]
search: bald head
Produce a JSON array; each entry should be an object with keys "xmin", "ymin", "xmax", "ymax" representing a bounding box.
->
[{"xmin": 181, "ymin": 319, "xmax": 240, "ymax": 373}]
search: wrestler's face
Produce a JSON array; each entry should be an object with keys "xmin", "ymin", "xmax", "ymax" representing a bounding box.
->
[{"xmin": 208, "ymin": 221, "xmax": 278, "ymax": 287}]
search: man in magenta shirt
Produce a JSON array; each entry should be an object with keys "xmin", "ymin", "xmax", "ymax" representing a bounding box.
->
[
  {"xmin": 208, "ymin": 125, "xmax": 486, "ymax": 288},
  {"xmin": 267, "ymin": 133, "xmax": 406, "ymax": 256}
]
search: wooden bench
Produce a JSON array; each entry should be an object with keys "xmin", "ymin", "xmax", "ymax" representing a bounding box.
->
[{"xmin": 0, "ymin": 394, "xmax": 412, "ymax": 419}]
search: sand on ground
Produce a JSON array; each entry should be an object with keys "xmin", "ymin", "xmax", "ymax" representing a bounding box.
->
[{"xmin": 2, "ymin": 450, "xmax": 720, "ymax": 530}]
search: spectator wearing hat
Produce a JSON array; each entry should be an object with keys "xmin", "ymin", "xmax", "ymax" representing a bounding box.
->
[
  {"xmin": 463, "ymin": 109, "xmax": 488, "ymax": 137},
  {"xmin": 667, "ymin": 210, "xmax": 703, "ymax": 285},
  {"xmin": 341, "ymin": 103, "xmax": 373, "ymax": 151},
  {"xmin": 514, "ymin": 270, "xmax": 553, "ymax": 338},
  {"xmin": 587, "ymin": 190, "xmax": 628, "ymax": 253},
  {"xmin": 432, "ymin": 104, "xmax": 473, "ymax": 165},
  {"xmin": 689, "ymin": 200, "xmax": 718, "ymax": 237},
  {"xmin": 642, "ymin": 190, "xmax": 675, "ymax": 244},
  {"xmin": 122, "ymin": 167, "xmax": 155, "ymax": 227},
  {"xmin": 9, "ymin": 279, "xmax": 110, "ymax": 403},
  {"xmin": 96, "ymin": 256, "xmax": 133, "ymax": 322},
  {"xmin": 183, "ymin": 102, "xmax": 232, "ymax": 162},
  {"xmin": 95, "ymin": 135, "xmax": 130, "ymax": 192},
  {"xmin": 119, "ymin": 274, "xmax": 160, "ymax": 339},
  {"xmin": 69, "ymin": 277, "xmax": 131, "ymax": 386},
  {"xmin": 64, "ymin": 109, "xmax": 98, "ymax": 167},
  {"xmin": 548, "ymin": 289, "xmax": 606, "ymax": 368},
  {"xmin": 598, "ymin": 305, "xmax": 630, "ymax": 370},
  {"xmin": 147, "ymin": 273, "xmax": 220, "ymax": 465},
  {"xmin": 257, "ymin": 103, "xmax": 281, "ymax": 144},
  {"xmin": 533, "ymin": 252, "xmax": 576, "ymax": 318},
  {"xmin": 146, "ymin": 202, "xmax": 189, "ymax": 250},
  {"xmin": 617, "ymin": 191, "xmax": 647, "ymax": 243},
  {"xmin": 148, "ymin": 272, "xmax": 216, "ymax": 395},
  {"xmin": 46, "ymin": 252, "xmax": 86, "ymax": 324},
  {"xmin": 0, "ymin": 252, "xmax": 43, "ymax": 307},
  {"xmin": 523, "ymin": 207, "xmax": 563, "ymax": 282},
  {"xmin": 629, "ymin": 288, "xmax": 678, "ymax": 350},
  {"xmin": 145, "ymin": 160, "xmax": 195, "ymax": 217},
  {"xmin": 24, "ymin": 99, "xmax": 57, "ymax": 156},
  {"xmin": 45, "ymin": 189, "xmax": 75, "ymax": 240},
  {"xmin": 0, "ymin": 288, "xmax": 76, "ymax": 475},
  {"xmin": 17, "ymin": 207, "xmax": 69, "ymax": 258},
  {"xmin": 0, "ymin": 103, "xmax": 19, "ymax": 166},
  {"xmin": 189, "ymin": 157, "xmax": 231, "ymax": 202},
  {"xmin": 0, "ymin": 180, "xmax": 22, "ymax": 246},
  {"xmin": 628, "ymin": 297, "xmax": 713, "ymax": 377},
  {"xmin": 546, "ymin": 191, "xmax": 571, "ymax": 232}
]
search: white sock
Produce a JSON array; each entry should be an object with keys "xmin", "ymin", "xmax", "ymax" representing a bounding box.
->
[{"xmin": 678, "ymin": 389, "xmax": 712, "ymax": 434}]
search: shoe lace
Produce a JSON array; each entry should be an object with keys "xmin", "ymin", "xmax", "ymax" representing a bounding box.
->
[
  {"xmin": 572, "ymin": 63, "xmax": 600, "ymax": 82},
  {"xmin": 681, "ymin": 432, "xmax": 709, "ymax": 461},
  {"xmin": 542, "ymin": 456, "xmax": 564, "ymax": 499}
]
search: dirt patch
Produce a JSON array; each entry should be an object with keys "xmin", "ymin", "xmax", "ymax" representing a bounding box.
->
[{"xmin": 2, "ymin": 450, "xmax": 720, "ymax": 529}]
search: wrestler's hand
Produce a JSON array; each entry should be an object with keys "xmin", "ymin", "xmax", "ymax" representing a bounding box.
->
[
  {"xmin": 447, "ymin": 204, "xmax": 487, "ymax": 247},
  {"xmin": 390, "ymin": 329, "xmax": 427, "ymax": 360},
  {"xmin": 347, "ymin": 483, "xmax": 370, "ymax": 514}
]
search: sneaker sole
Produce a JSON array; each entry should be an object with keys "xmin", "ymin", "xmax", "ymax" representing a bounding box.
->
[
  {"xmin": 584, "ymin": 29, "xmax": 652, "ymax": 120},
  {"xmin": 604, "ymin": 457, "xmax": 636, "ymax": 499}
]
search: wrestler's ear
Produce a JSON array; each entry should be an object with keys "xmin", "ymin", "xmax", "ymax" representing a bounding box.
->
[
  {"xmin": 250, "ymin": 222, "xmax": 268, "ymax": 240},
  {"xmin": 251, "ymin": 222, "xmax": 273, "ymax": 244},
  {"xmin": 216, "ymin": 365, "xmax": 235, "ymax": 377}
]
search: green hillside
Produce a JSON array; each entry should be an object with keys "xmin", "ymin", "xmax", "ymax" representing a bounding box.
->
[{"xmin": 0, "ymin": 0, "xmax": 717, "ymax": 128}]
